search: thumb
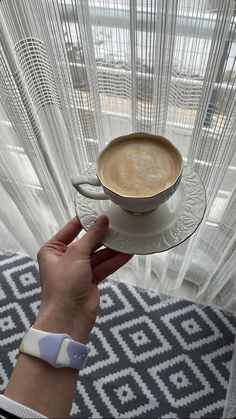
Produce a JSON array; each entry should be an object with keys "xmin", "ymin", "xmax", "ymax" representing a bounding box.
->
[{"xmin": 76, "ymin": 215, "xmax": 109, "ymax": 256}]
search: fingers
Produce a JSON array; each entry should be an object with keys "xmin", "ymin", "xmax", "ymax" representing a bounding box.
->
[
  {"xmin": 80, "ymin": 216, "xmax": 109, "ymax": 256},
  {"xmin": 47, "ymin": 217, "xmax": 83, "ymax": 245},
  {"xmin": 92, "ymin": 253, "xmax": 133, "ymax": 284},
  {"xmin": 71, "ymin": 215, "xmax": 109, "ymax": 256},
  {"xmin": 91, "ymin": 247, "xmax": 120, "ymax": 268}
]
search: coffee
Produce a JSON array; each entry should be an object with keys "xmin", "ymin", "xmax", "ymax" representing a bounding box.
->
[
  {"xmin": 98, "ymin": 135, "xmax": 181, "ymax": 198},
  {"xmin": 72, "ymin": 132, "xmax": 183, "ymax": 214}
]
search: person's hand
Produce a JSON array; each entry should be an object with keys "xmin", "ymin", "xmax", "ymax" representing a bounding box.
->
[
  {"xmin": 34, "ymin": 215, "xmax": 133, "ymax": 343},
  {"xmin": 4, "ymin": 217, "xmax": 132, "ymax": 417}
]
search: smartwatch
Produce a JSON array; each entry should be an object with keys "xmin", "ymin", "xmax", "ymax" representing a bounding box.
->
[{"xmin": 19, "ymin": 327, "xmax": 89, "ymax": 370}]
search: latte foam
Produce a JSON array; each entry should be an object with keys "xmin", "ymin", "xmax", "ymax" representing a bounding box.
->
[{"xmin": 98, "ymin": 135, "xmax": 181, "ymax": 198}]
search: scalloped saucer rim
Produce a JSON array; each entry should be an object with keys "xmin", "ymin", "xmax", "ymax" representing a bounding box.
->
[{"xmin": 74, "ymin": 166, "xmax": 206, "ymax": 255}]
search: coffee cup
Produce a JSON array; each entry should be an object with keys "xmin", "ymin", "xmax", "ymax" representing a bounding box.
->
[{"xmin": 72, "ymin": 132, "xmax": 183, "ymax": 215}]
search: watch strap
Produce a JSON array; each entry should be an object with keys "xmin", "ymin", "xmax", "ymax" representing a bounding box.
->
[{"xmin": 19, "ymin": 327, "xmax": 89, "ymax": 370}]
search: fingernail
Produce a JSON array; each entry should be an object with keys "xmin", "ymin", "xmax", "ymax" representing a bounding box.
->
[{"xmin": 94, "ymin": 215, "xmax": 109, "ymax": 227}]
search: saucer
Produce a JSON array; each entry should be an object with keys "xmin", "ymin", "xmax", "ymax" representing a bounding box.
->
[{"xmin": 75, "ymin": 165, "xmax": 206, "ymax": 254}]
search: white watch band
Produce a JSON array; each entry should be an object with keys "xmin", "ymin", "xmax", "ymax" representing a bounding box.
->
[{"xmin": 19, "ymin": 327, "xmax": 89, "ymax": 370}]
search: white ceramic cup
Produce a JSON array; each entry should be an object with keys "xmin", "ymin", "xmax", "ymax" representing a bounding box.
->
[{"xmin": 72, "ymin": 132, "xmax": 183, "ymax": 215}]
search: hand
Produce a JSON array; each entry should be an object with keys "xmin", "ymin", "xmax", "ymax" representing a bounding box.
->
[{"xmin": 34, "ymin": 215, "xmax": 133, "ymax": 343}]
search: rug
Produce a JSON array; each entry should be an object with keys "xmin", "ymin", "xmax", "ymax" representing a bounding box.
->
[{"xmin": 0, "ymin": 253, "xmax": 236, "ymax": 418}]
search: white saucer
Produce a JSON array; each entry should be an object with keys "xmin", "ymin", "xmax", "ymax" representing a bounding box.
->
[{"xmin": 75, "ymin": 165, "xmax": 206, "ymax": 254}]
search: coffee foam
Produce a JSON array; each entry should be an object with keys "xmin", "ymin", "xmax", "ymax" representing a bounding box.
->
[{"xmin": 98, "ymin": 136, "xmax": 181, "ymax": 197}]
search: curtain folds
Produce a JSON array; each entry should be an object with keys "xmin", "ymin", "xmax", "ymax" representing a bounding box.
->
[{"xmin": 0, "ymin": 0, "xmax": 236, "ymax": 312}]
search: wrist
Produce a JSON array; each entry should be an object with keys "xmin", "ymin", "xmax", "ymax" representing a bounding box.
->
[{"xmin": 34, "ymin": 306, "xmax": 91, "ymax": 344}]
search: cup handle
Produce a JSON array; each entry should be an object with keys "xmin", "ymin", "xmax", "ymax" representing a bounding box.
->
[{"xmin": 71, "ymin": 176, "xmax": 109, "ymax": 200}]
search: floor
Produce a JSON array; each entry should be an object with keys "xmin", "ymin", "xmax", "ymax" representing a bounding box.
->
[{"xmin": 0, "ymin": 252, "xmax": 235, "ymax": 418}]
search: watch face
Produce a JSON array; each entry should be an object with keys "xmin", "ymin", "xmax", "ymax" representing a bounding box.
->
[{"xmin": 64, "ymin": 339, "xmax": 88, "ymax": 370}]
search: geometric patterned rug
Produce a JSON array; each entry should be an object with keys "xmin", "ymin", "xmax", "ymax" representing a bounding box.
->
[{"xmin": 0, "ymin": 253, "xmax": 236, "ymax": 418}]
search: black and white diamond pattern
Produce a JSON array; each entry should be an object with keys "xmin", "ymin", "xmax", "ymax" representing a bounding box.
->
[
  {"xmin": 2, "ymin": 260, "xmax": 40, "ymax": 300},
  {"xmin": 0, "ymin": 252, "xmax": 235, "ymax": 418},
  {"xmin": 149, "ymin": 354, "xmax": 213, "ymax": 409},
  {"xmin": 93, "ymin": 367, "xmax": 159, "ymax": 418},
  {"xmin": 96, "ymin": 281, "xmax": 133, "ymax": 324},
  {"xmin": 162, "ymin": 305, "xmax": 222, "ymax": 350},
  {"xmin": 0, "ymin": 362, "xmax": 8, "ymax": 392},
  {"xmin": 111, "ymin": 315, "xmax": 171, "ymax": 363},
  {"xmin": 80, "ymin": 327, "xmax": 119, "ymax": 376},
  {"xmin": 202, "ymin": 344, "xmax": 234, "ymax": 389}
]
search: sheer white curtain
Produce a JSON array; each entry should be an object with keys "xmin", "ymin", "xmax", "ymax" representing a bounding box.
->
[{"xmin": 0, "ymin": 0, "xmax": 236, "ymax": 312}]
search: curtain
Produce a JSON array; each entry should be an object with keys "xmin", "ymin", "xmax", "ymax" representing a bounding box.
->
[{"xmin": 0, "ymin": 0, "xmax": 236, "ymax": 313}]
